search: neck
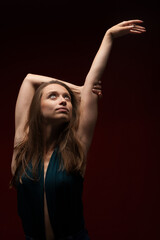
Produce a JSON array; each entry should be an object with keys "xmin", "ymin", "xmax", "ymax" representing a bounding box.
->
[
  {"xmin": 43, "ymin": 124, "xmax": 58, "ymax": 154},
  {"xmin": 42, "ymin": 122, "xmax": 65, "ymax": 154}
]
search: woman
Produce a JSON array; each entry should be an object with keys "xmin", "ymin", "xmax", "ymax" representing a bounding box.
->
[{"xmin": 10, "ymin": 20, "xmax": 146, "ymax": 240}]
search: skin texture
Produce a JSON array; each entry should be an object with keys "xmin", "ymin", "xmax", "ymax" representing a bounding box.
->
[
  {"xmin": 11, "ymin": 19, "xmax": 146, "ymax": 240},
  {"xmin": 40, "ymin": 84, "xmax": 73, "ymax": 125},
  {"xmin": 41, "ymin": 85, "xmax": 75, "ymax": 240}
]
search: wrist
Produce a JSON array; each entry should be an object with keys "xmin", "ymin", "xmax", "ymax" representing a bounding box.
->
[{"xmin": 105, "ymin": 30, "xmax": 114, "ymax": 42}]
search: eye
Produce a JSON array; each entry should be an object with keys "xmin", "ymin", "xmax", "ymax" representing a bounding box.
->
[
  {"xmin": 64, "ymin": 94, "xmax": 71, "ymax": 101},
  {"xmin": 49, "ymin": 93, "xmax": 57, "ymax": 99}
]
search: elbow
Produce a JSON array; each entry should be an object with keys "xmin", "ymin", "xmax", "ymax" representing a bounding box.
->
[{"xmin": 24, "ymin": 73, "xmax": 33, "ymax": 81}]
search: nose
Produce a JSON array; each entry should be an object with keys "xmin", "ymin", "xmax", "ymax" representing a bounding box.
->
[{"xmin": 59, "ymin": 96, "xmax": 67, "ymax": 106}]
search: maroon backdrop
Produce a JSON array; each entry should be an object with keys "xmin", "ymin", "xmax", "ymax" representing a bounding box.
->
[{"xmin": 1, "ymin": 1, "xmax": 160, "ymax": 239}]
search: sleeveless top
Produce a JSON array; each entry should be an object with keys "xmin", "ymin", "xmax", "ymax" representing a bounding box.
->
[{"xmin": 17, "ymin": 148, "xmax": 85, "ymax": 239}]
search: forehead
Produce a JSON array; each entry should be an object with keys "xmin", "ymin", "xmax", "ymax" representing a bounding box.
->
[{"xmin": 42, "ymin": 84, "xmax": 70, "ymax": 95}]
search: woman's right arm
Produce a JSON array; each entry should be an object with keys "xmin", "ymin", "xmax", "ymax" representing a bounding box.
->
[
  {"xmin": 14, "ymin": 73, "xmax": 57, "ymax": 138},
  {"xmin": 15, "ymin": 73, "xmax": 101, "ymax": 138},
  {"xmin": 11, "ymin": 73, "xmax": 101, "ymax": 175},
  {"xmin": 11, "ymin": 73, "xmax": 58, "ymax": 175}
]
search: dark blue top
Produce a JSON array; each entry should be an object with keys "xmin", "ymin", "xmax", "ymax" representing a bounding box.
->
[{"xmin": 17, "ymin": 148, "xmax": 85, "ymax": 239}]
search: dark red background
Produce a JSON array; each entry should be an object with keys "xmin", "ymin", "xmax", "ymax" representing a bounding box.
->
[{"xmin": 1, "ymin": 1, "xmax": 160, "ymax": 239}]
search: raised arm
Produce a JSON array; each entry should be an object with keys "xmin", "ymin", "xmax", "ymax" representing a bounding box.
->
[
  {"xmin": 11, "ymin": 73, "xmax": 101, "ymax": 175},
  {"xmin": 78, "ymin": 20, "xmax": 146, "ymax": 154},
  {"xmin": 14, "ymin": 74, "xmax": 57, "ymax": 140},
  {"xmin": 11, "ymin": 74, "xmax": 58, "ymax": 175},
  {"xmin": 14, "ymin": 73, "xmax": 101, "ymax": 139}
]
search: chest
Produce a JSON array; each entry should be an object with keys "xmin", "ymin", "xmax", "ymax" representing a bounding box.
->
[{"xmin": 44, "ymin": 152, "xmax": 53, "ymax": 181}]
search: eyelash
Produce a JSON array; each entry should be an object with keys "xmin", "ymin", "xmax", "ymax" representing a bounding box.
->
[
  {"xmin": 50, "ymin": 94, "xmax": 56, "ymax": 99},
  {"xmin": 49, "ymin": 94, "xmax": 71, "ymax": 100},
  {"xmin": 64, "ymin": 95, "xmax": 70, "ymax": 100}
]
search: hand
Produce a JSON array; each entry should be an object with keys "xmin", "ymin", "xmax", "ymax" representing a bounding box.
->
[
  {"xmin": 106, "ymin": 19, "xmax": 146, "ymax": 39},
  {"xmin": 92, "ymin": 81, "xmax": 102, "ymax": 98},
  {"xmin": 72, "ymin": 83, "xmax": 102, "ymax": 102}
]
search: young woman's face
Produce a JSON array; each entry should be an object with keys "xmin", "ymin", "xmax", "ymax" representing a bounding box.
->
[{"xmin": 40, "ymin": 84, "xmax": 73, "ymax": 124}]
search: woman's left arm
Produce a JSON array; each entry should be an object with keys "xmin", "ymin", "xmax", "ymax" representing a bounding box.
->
[{"xmin": 78, "ymin": 20, "xmax": 146, "ymax": 154}]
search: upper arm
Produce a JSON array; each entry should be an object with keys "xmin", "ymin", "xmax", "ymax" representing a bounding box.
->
[
  {"xmin": 11, "ymin": 74, "xmax": 36, "ymax": 174},
  {"xmin": 77, "ymin": 79, "xmax": 98, "ymax": 155},
  {"xmin": 15, "ymin": 74, "xmax": 35, "ymax": 139}
]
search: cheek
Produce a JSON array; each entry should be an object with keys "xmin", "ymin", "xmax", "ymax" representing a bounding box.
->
[
  {"xmin": 40, "ymin": 101, "xmax": 55, "ymax": 115},
  {"xmin": 69, "ymin": 104, "xmax": 73, "ymax": 117}
]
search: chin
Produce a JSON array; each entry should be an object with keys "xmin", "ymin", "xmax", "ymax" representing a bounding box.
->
[{"xmin": 55, "ymin": 116, "xmax": 70, "ymax": 124}]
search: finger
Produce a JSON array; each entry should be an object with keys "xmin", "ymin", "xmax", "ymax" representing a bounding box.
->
[
  {"xmin": 123, "ymin": 25, "xmax": 146, "ymax": 34},
  {"xmin": 93, "ymin": 85, "xmax": 102, "ymax": 90},
  {"xmin": 98, "ymin": 92, "xmax": 103, "ymax": 98},
  {"xmin": 130, "ymin": 29, "xmax": 146, "ymax": 33},
  {"xmin": 132, "ymin": 24, "xmax": 146, "ymax": 29},
  {"xmin": 94, "ymin": 81, "xmax": 102, "ymax": 86},
  {"xmin": 131, "ymin": 25, "xmax": 146, "ymax": 31},
  {"xmin": 92, "ymin": 89, "xmax": 102, "ymax": 95},
  {"xmin": 92, "ymin": 89, "xmax": 102, "ymax": 96},
  {"xmin": 92, "ymin": 89, "xmax": 102, "ymax": 93},
  {"xmin": 129, "ymin": 29, "xmax": 145, "ymax": 34},
  {"xmin": 122, "ymin": 19, "xmax": 144, "ymax": 26},
  {"xmin": 93, "ymin": 82, "xmax": 102, "ymax": 87},
  {"xmin": 130, "ymin": 25, "xmax": 146, "ymax": 33}
]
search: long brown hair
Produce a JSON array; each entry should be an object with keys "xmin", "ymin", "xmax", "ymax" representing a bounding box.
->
[{"xmin": 10, "ymin": 81, "xmax": 86, "ymax": 189}]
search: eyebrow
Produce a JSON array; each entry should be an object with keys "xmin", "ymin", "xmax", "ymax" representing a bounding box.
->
[
  {"xmin": 47, "ymin": 91, "xmax": 57, "ymax": 96},
  {"xmin": 46, "ymin": 91, "xmax": 71, "ymax": 97}
]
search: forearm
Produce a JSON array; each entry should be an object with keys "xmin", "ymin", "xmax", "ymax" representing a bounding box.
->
[
  {"xmin": 15, "ymin": 73, "xmax": 83, "ymax": 133},
  {"xmin": 85, "ymin": 31, "xmax": 113, "ymax": 84},
  {"xmin": 25, "ymin": 73, "xmax": 82, "ymax": 91}
]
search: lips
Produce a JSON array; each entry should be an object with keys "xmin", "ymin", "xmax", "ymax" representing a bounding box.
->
[{"xmin": 56, "ymin": 107, "xmax": 69, "ymax": 112}]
